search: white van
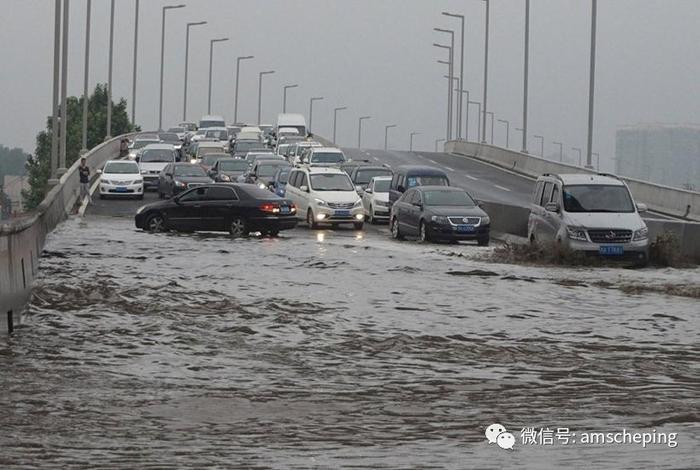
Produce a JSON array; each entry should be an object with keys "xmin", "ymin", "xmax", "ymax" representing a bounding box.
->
[
  {"xmin": 528, "ymin": 173, "xmax": 649, "ymax": 263},
  {"xmin": 275, "ymin": 114, "xmax": 307, "ymax": 138},
  {"xmin": 199, "ymin": 115, "xmax": 226, "ymax": 129}
]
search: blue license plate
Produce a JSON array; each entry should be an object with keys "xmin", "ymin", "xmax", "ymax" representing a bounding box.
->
[
  {"xmin": 280, "ymin": 206, "xmax": 290, "ymax": 214},
  {"xmin": 456, "ymin": 224, "xmax": 475, "ymax": 233},
  {"xmin": 599, "ymin": 245, "xmax": 624, "ymax": 256},
  {"xmin": 335, "ymin": 210, "xmax": 350, "ymax": 217},
  {"xmin": 115, "ymin": 187, "xmax": 128, "ymax": 192}
]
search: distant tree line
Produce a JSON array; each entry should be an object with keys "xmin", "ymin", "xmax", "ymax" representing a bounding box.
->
[
  {"xmin": 0, "ymin": 145, "xmax": 29, "ymax": 178},
  {"xmin": 22, "ymin": 84, "xmax": 137, "ymax": 210}
]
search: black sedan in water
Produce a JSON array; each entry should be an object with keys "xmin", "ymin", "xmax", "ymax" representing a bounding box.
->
[
  {"xmin": 390, "ymin": 186, "xmax": 490, "ymax": 245},
  {"xmin": 157, "ymin": 163, "xmax": 213, "ymax": 199},
  {"xmin": 135, "ymin": 184, "xmax": 298, "ymax": 237}
]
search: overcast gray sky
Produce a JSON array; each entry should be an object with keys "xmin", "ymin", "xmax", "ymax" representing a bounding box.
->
[{"xmin": 1, "ymin": 0, "xmax": 699, "ymax": 170}]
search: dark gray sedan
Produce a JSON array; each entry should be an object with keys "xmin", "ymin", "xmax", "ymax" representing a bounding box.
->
[{"xmin": 158, "ymin": 163, "xmax": 213, "ymax": 199}]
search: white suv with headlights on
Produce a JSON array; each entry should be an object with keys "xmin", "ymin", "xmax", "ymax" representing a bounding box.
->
[
  {"xmin": 528, "ymin": 173, "xmax": 649, "ymax": 263},
  {"xmin": 285, "ymin": 167, "xmax": 365, "ymax": 229}
]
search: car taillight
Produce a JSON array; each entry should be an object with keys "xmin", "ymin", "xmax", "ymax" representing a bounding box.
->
[{"xmin": 260, "ymin": 203, "xmax": 280, "ymax": 214}]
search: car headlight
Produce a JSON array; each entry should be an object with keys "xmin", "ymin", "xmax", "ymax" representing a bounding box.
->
[
  {"xmin": 174, "ymin": 180, "xmax": 186, "ymax": 187},
  {"xmin": 353, "ymin": 199, "xmax": 363, "ymax": 208},
  {"xmin": 633, "ymin": 227, "xmax": 649, "ymax": 241},
  {"xmin": 431, "ymin": 215, "xmax": 449, "ymax": 224},
  {"xmin": 314, "ymin": 198, "xmax": 328, "ymax": 206},
  {"xmin": 190, "ymin": 158, "xmax": 197, "ymax": 164},
  {"xmin": 480, "ymin": 215, "xmax": 490, "ymax": 225},
  {"xmin": 566, "ymin": 226, "xmax": 588, "ymax": 241},
  {"xmin": 258, "ymin": 183, "xmax": 267, "ymax": 189},
  {"xmin": 220, "ymin": 174, "xmax": 231, "ymax": 182},
  {"xmin": 140, "ymin": 170, "xmax": 148, "ymax": 175}
]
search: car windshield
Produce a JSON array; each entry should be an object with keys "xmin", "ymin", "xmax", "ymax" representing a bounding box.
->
[
  {"xmin": 423, "ymin": 190, "xmax": 476, "ymax": 207},
  {"xmin": 199, "ymin": 120, "xmax": 225, "ymax": 128},
  {"xmin": 104, "ymin": 162, "xmax": 139, "ymax": 174},
  {"xmin": 205, "ymin": 130, "xmax": 228, "ymax": 140},
  {"xmin": 199, "ymin": 147, "xmax": 223, "ymax": 155},
  {"xmin": 202, "ymin": 154, "xmax": 226, "ymax": 165},
  {"xmin": 311, "ymin": 152, "xmax": 345, "ymax": 164},
  {"xmin": 168, "ymin": 127, "xmax": 184, "ymax": 133},
  {"xmin": 236, "ymin": 141, "xmax": 265, "ymax": 153},
  {"xmin": 563, "ymin": 184, "xmax": 635, "ymax": 213},
  {"xmin": 220, "ymin": 160, "xmax": 249, "ymax": 171},
  {"xmin": 355, "ymin": 168, "xmax": 392, "ymax": 184},
  {"xmin": 174, "ymin": 165, "xmax": 207, "ymax": 177},
  {"xmin": 310, "ymin": 173, "xmax": 354, "ymax": 191},
  {"xmin": 406, "ymin": 175, "xmax": 449, "ymax": 188},
  {"xmin": 276, "ymin": 169, "xmax": 290, "ymax": 183},
  {"xmin": 373, "ymin": 179, "xmax": 391, "ymax": 192},
  {"xmin": 141, "ymin": 149, "xmax": 175, "ymax": 163},
  {"xmin": 159, "ymin": 133, "xmax": 179, "ymax": 142},
  {"xmin": 258, "ymin": 164, "xmax": 289, "ymax": 177},
  {"xmin": 133, "ymin": 140, "xmax": 158, "ymax": 149}
]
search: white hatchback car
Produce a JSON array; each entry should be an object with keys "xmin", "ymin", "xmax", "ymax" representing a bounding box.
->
[
  {"xmin": 98, "ymin": 160, "xmax": 143, "ymax": 199},
  {"xmin": 528, "ymin": 173, "xmax": 649, "ymax": 263},
  {"xmin": 361, "ymin": 176, "xmax": 392, "ymax": 223},
  {"xmin": 285, "ymin": 167, "xmax": 365, "ymax": 229}
]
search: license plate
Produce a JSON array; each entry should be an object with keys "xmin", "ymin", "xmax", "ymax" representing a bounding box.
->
[
  {"xmin": 115, "ymin": 187, "xmax": 128, "ymax": 192},
  {"xmin": 599, "ymin": 245, "xmax": 624, "ymax": 256},
  {"xmin": 335, "ymin": 210, "xmax": 350, "ymax": 216},
  {"xmin": 280, "ymin": 206, "xmax": 290, "ymax": 214},
  {"xmin": 456, "ymin": 224, "xmax": 475, "ymax": 233}
]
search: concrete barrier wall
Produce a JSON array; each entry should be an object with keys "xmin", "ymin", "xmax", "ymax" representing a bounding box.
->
[
  {"xmin": 446, "ymin": 140, "xmax": 700, "ymax": 221},
  {"xmin": 0, "ymin": 135, "xmax": 130, "ymax": 332}
]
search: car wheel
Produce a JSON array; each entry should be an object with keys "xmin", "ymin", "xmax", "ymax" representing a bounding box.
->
[
  {"xmin": 478, "ymin": 236, "xmax": 490, "ymax": 247},
  {"xmin": 158, "ymin": 191, "xmax": 164, "ymax": 199},
  {"xmin": 307, "ymin": 209, "xmax": 318, "ymax": 229},
  {"xmin": 145, "ymin": 213, "xmax": 165, "ymax": 233},
  {"xmin": 229, "ymin": 217, "xmax": 249, "ymax": 238},
  {"xmin": 268, "ymin": 230, "xmax": 280, "ymax": 237},
  {"xmin": 419, "ymin": 221, "xmax": 431, "ymax": 243},
  {"xmin": 391, "ymin": 217, "xmax": 404, "ymax": 240},
  {"xmin": 354, "ymin": 222, "xmax": 364, "ymax": 230}
]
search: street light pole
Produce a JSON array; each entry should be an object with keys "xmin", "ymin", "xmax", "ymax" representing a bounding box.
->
[
  {"xmin": 468, "ymin": 101, "xmax": 482, "ymax": 141},
  {"xmin": 442, "ymin": 12, "xmax": 465, "ymax": 140},
  {"xmin": 434, "ymin": 28, "xmax": 455, "ymax": 140},
  {"xmin": 105, "ymin": 0, "xmax": 113, "ymax": 140},
  {"xmin": 333, "ymin": 107, "xmax": 347, "ymax": 145},
  {"xmin": 586, "ymin": 0, "xmax": 598, "ymax": 169},
  {"xmin": 49, "ymin": 0, "xmax": 61, "ymax": 183},
  {"xmin": 522, "ymin": 0, "xmax": 530, "ymax": 154},
  {"xmin": 131, "ymin": 0, "xmax": 139, "ymax": 126},
  {"xmin": 58, "ymin": 0, "xmax": 70, "ymax": 174},
  {"xmin": 283, "ymin": 84, "xmax": 299, "ymax": 113},
  {"xmin": 480, "ymin": 0, "xmax": 490, "ymax": 144},
  {"xmin": 385, "ymin": 124, "xmax": 397, "ymax": 151},
  {"xmin": 207, "ymin": 37, "xmax": 229, "ymax": 115},
  {"xmin": 257, "ymin": 70, "xmax": 275, "ymax": 125},
  {"xmin": 309, "ymin": 97, "xmax": 323, "ymax": 134},
  {"xmin": 497, "ymin": 119, "xmax": 510, "ymax": 148},
  {"xmin": 434, "ymin": 43, "xmax": 453, "ymax": 141},
  {"xmin": 80, "ymin": 0, "xmax": 91, "ymax": 154},
  {"xmin": 410, "ymin": 132, "xmax": 420, "ymax": 152},
  {"xmin": 233, "ymin": 55, "xmax": 254, "ymax": 124},
  {"xmin": 533, "ymin": 134, "xmax": 544, "ymax": 157},
  {"xmin": 435, "ymin": 138, "xmax": 445, "ymax": 152},
  {"xmin": 572, "ymin": 147, "xmax": 582, "ymax": 166},
  {"xmin": 159, "ymin": 4, "xmax": 186, "ymax": 131},
  {"xmin": 457, "ymin": 89, "xmax": 470, "ymax": 140},
  {"xmin": 486, "ymin": 111, "xmax": 495, "ymax": 144},
  {"xmin": 183, "ymin": 21, "xmax": 206, "ymax": 121},
  {"xmin": 553, "ymin": 141, "xmax": 563, "ymax": 161},
  {"xmin": 358, "ymin": 116, "xmax": 371, "ymax": 148}
]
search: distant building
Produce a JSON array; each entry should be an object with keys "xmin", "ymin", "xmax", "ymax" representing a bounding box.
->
[{"xmin": 615, "ymin": 124, "xmax": 700, "ymax": 191}]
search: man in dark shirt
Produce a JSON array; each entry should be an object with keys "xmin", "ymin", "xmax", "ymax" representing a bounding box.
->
[{"xmin": 79, "ymin": 157, "xmax": 91, "ymax": 204}]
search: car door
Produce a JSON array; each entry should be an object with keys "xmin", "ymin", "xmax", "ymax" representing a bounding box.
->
[
  {"xmin": 404, "ymin": 191, "xmax": 423, "ymax": 235},
  {"xmin": 538, "ymin": 182, "xmax": 557, "ymax": 242},
  {"xmin": 203, "ymin": 186, "xmax": 240, "ymax": 231},
  {"xmin": 395, "ymin": 189, "xmax": 414, "ymax": 232},
  {"xmin": 285, "ymin": 170, "xmax": 303, "ymax": 218},
  {"xmin": 167, "ymin": 187, "xmax": 206, "ymax": 230},
  {"xmin": 362, "ymin": 179, "xmax": 374, "ymax": 212},
  {"xmin": 296, "ymin": 172, "xmax": 311, "ymax": 215}
]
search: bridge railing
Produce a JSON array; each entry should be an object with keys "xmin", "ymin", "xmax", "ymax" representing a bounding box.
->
[
  {"xmin": 446, "ymin": 140, "xmax": 700, "ymax": 221},
  {"xmin": 0, "ymin": 133, "xmax": 133, "ymax": 332}
]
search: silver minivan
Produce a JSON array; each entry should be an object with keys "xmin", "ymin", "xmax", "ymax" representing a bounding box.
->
[{"xmin": 528, "ymin": 173, "xmax": 649, "ymax": 262}]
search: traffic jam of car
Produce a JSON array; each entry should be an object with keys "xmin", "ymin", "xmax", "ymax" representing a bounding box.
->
[{"xmin": 98, "ymin": 112, "xmax": 652, "ymax": 261}]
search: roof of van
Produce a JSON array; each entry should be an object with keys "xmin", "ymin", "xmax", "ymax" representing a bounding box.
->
[
  {"xmin": 543, "ymin": 173, "xmax": 625, "ymax": 186},
  {"xmin": 200, "ymin": 115, "xmax": 225, "ymax": 120},
  {"xmin": 395, "ymin": 165, "xmax": 449, "ymax": 175},
  {"xmin": 277, "ymin": 113, "xmax": 307, "ymax": 124}
]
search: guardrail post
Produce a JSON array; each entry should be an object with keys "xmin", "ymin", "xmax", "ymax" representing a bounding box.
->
[{"xmin": 7, "ymin": 310, "xmax": 13, "ymax": 334}]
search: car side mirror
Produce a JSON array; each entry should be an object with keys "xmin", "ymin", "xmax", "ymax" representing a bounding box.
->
[
  {"xmin": 365, "ymin": 188, "xmax": 373, "ymax": 194},
  {"xmin": 545, "ymin": 202, "xmax": 560, "ymax": 213},
  {"xmin": 300, "ymin": 185, "xmax": 309, "ymax": 192},
  {"xmin": 97, "ymin": 169, "xmax": 102, "ymax": 174},
  {"xmin": 166, "ymin": 173, "xmax": 173, "ymax": 177},
  {"xmin": 397, "ymin": 185, "xmax": 405, "ymax": 193},
  {"xmin": 173, "ymin": 196, "xmax": 182, "ymax": 205},
  {"xmin": 636, "ymin": 203, "xmax": 648, "ymax": 213}
]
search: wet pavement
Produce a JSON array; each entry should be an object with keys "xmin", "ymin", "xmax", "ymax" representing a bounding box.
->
[{"xmin": 1, "ymin": 192, "xmax": 699, "ymax": 469}]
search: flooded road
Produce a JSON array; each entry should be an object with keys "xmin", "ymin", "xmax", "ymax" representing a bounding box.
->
[{"xmin": 1, "ymin": 204, "xmax": 699, "ymax": 468}]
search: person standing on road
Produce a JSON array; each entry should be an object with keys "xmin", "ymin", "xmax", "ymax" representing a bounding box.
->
[
  {"xmin": 79, "ymin": 157, "xmax": 92, "ymax": 204},
  {"xmin": 119, "ymin": 138, "xmax": 129, "ymax": 158}
]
